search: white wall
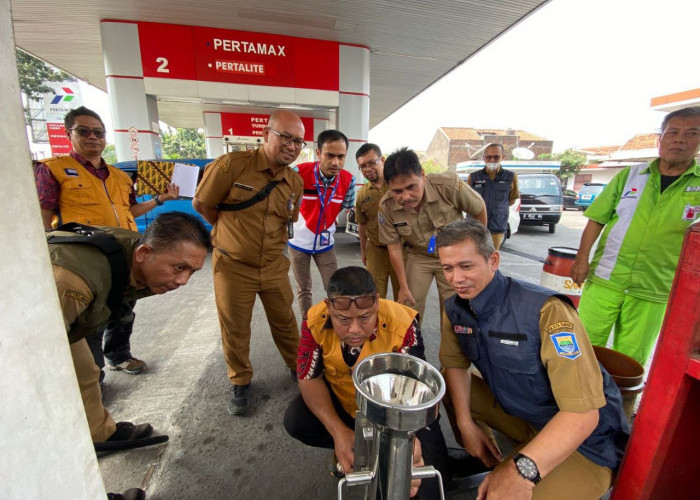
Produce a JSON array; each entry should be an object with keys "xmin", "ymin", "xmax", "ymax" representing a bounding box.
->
[{"xmin": 0, "ymin": 1, "xmax": 105, "ymax": 497}]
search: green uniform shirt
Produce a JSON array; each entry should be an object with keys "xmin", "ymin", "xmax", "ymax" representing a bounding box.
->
[{"xmin": 585, "ymin": 158, "xmax": 700, "ymax": 302}]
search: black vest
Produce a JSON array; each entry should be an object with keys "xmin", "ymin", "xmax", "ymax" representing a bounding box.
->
[
  {"xmin": 469, "ymin": 168, "xmax": 514, "ymax": 233},
  {"xmin": 444, "ymin": 271, "xmax": 629, "ymax": 470}
]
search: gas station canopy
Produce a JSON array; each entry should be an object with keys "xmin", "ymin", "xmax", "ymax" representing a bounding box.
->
[{"xmin": 11, "ymin": 0, "xmax": 549, "ymax": 130}]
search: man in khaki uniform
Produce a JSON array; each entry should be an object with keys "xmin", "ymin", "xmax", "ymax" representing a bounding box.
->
[
  {"xmin": 378, "ymin": 147, "xmax": 486, "ymax": 328},
  {"xmin": 354, "ymin": 143, "xmax": 398, "ymax": 299},
  {"xmin": 437, "ymin": 219, "xmax": 628, "ymax": 500},
  {"xmin": 193, "ymin": 110, "xmax": 305, "ymax": 416}
]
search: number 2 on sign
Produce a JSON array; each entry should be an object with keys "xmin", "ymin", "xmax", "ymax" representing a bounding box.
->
[{"xmin": 156, "ymin": 57, "xmax": 170, "ymax": 73}]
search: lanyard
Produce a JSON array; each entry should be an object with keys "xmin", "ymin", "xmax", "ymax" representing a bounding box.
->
[{"xmin": 314, "ymin": 162, "xmax": 341, "ymax": 231}]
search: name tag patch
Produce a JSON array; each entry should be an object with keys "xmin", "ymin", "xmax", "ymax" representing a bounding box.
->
[
  {"xmin": 685, "ymin": 186, "xmax": 700, "ymax": 192},
  {"xmin": 233, "ymin": 182, "xmax": 254, "ymax": 191},
  {"xmin": 550, "ymin": 332, "xmax": 581, "ymax": 360},
  {"xmin": 64, "ymin": 168, "xmax": 79, "ymax": 177},
  {"xmin": 453, "ymin": 325, "xmax": 473, "ymax": 335},
  {"xmin": 500, "ymin": 339, "xmax": 519, "ymax": 346},
  {"xmin": 393, "ymin": 221, "xmax": 408, "ymax": 227}
]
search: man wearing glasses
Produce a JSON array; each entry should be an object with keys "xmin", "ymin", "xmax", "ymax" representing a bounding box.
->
[
  {"xmin": 288, "ymin": 129, "xmax": 356, "ymax": 319},
  {"xmin": 284, "ymin": 266, "xmax": 449, "ymax": 499},
  {"xmin": 193, "ymin": 110, "xmax": 305, "ymax": 416},
  {"xmin": 466, "ymin": 143, "xmax": 519, "ymax": 250},
  {"xmin": 34, "ymin": 106, "xmax": 179, "ymax": 379},
  {"xmin": 354, "ymin": 143, "xmax": 398, "ymax": 299}
]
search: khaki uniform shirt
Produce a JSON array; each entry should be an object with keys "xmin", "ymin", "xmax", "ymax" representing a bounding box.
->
[
  {"xmin": 354, "ymin": 182, "xmax": 389, "ymax": 246},
  {"xmin": 377, "ymin": 172, "xmax": 484, "ymax": 256},
  {"xmin": 440, "ymin": 297, "xmax": 606, "ymax": 413},
  {"xmin": 195, "ymin": 148, "xmax": 303, "ymax": 268}
]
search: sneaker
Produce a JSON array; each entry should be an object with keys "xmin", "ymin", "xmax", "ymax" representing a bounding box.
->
[
  {"xmin": 227, "ymin": 383, "xmax": 251, "ymax": 416},
  {"xmin": 108, "ymin": 358, "xmax": 147, "ymax": 374},
  {"xmin": 107, "ymin": 422, "xmax": 154, "ymax": 442},
  {"xmin": 107, "ymin": 488, "xmax": 146, "ymax": 500}
]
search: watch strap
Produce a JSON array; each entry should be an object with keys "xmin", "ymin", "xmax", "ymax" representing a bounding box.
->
[{"xmin": 155, "ymin": 195, "xmax": 164, "ymax": 206}]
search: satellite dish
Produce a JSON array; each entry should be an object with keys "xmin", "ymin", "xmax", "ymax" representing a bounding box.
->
[{"xmin": 512, "ymin": 147, "xmax": 535, "ymax": 160}]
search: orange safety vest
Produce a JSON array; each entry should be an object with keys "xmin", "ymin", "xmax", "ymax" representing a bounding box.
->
[
  {"xmin": 306, "ymin": 298, "xmax": 418, "ymax": 417},
  {"xmin": 45, "ymin": 156, "xmax": 137, "ymax": 231}
]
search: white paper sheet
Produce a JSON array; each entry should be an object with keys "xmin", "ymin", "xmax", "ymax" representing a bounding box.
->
[{"xmin": 171, "ymin": 163, "xmax": 200, "ymax": 198}]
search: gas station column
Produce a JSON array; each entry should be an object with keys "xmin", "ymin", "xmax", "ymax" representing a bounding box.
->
[
  {"xmin": 338, "ymin": 44, "xmax": 370, "ymax": 179},
  {"xmin": 204, "ymin": 112, "xmax": 223, "ymax": 158},
  {"xmin": 101, "ymin": 22, "xmax": 162, "ymax": 162}
]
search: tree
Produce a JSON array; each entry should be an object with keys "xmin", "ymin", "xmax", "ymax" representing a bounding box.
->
[
  {"xmin": 102, "ymin": 144, "xmax": 118, "ymax": 164},
  {"xmin": 16, "ymin": 50, "xmax": 74, "ymax": 100},
  {"xmin": 420, "ymin": 158, "xmax": 447, "ymax": 174},
  {"xmin": 539, "ymin": 149, "xmax": 587, "ymax": 180},
  {"xmin": 161, "ymin": 128, "xmax": 206, "ymax": 159}
]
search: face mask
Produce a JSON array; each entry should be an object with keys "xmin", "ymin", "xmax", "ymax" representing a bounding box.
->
[{"xmin": 485, "ymin": 162, "xmax": 500, "ymax": 171}]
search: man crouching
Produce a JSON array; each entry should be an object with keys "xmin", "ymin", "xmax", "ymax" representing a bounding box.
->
[{"xmin": 284, "ymin": 266, "xmax": 449, "ymax": 498}]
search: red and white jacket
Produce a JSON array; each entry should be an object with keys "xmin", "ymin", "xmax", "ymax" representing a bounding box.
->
[{"xmin": 288, "ymin": 162, "xmax": 353, "ymax": 254}]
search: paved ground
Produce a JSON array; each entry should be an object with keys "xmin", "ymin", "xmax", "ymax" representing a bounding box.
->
[{"xmin": 98, "ymin": 211, "xmax": 620, "ymax": 499}]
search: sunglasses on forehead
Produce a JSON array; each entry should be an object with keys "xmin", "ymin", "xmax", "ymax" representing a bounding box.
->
[
  {"xmin": 328, "ymin": 295, "xmax": 377, "ymax": 310},
  {"xmin": 69, "ymin": 126, "xmax": 106, "ymax": 139}
]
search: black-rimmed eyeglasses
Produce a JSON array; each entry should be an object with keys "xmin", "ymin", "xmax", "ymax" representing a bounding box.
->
[
  {"xmin": 268, "ymin": 128, "xmax": 307, "ymax": 149},
  {"xmin": 328, "ymin": 295, "xmax": 377, "ymax": 310},
  {"xmin": 69, "ymin": 126, "xmax": 106, "ymax": 139}
]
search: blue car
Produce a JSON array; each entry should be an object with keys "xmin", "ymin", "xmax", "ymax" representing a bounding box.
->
[
  {"xmin": 576, "ymin": 183, "xmax": 606, "ymax": 210},
  {"xmin": 115, "ymin": 159, "xmax": 213, "ymax": 232}
]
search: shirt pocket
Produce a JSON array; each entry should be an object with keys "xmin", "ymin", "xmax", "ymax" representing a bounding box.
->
[
  {"xmin": 63, "ymin": 179, "xmax": 100, "ymax": 206},
  {"xmin": 395, "ymin": 224, "xmax": 412, "ymax": 236}
]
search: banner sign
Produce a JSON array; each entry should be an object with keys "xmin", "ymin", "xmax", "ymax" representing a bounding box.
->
[
  {"xmin": 137, "ymin": 21, "xmax": 339, "ymax": 91},
  {"xmin": 220, "ymin": 113, "xmax": 315, "ymax": 141},
  {"xmin": 47, "ymin": 122, "xmax": 71, "ymax": 156}
]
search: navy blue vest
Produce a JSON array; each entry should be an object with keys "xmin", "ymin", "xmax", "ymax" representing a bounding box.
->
[
  {"xmin": 444, "ymin": 271, "xmax": 629, "ymax": 470},
  {"xmin": 469, "ymin": 168, "xmax": 514, "ymax": 233}
]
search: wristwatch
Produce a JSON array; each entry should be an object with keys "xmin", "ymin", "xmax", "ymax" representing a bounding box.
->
[
  {"xmin": 154, "ymin": 195, "xmax": 164, "ymax": 206},
  {"xmin": 513, "ymin": 452, "xmax": 541, "ymax": 484}
]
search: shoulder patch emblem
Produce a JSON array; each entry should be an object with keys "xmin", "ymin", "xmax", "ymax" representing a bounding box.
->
[
  {"xmin": 66, "ymin": 289, "xmax": 90, "ymax": 306},
  {"xmin": 378, "ymin": 212, "xmax": 385, "ymax": 225},
  {"xmin": 545, "ymin": 321, "xmax": 575, "ymax": 334},
  {"xmin": 550, "ymin": 332, "xmax": 581, "ymax": 360}
]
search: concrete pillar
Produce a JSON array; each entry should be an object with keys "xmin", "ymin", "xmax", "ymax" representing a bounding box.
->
[
  {"xmin": 101, "ymin": 21, "xmax": 161, "ymax": 161},
  {"xmin": 204, "ymin": 111, "xmax": 224, "ymax": 158},
  {"xmin": 338, "ymin": 44, "xmax": 370, "ymax": 181},
  {"xmin": 1, "ymin": 1, "xmax": 105, "ymax": 498}
]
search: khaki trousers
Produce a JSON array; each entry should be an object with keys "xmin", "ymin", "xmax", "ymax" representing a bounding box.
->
[
  {"xmin": 490, "ymin": 232, "xmax": 505, "ymax": 251},
  {"xmin": 365, "ymin": 240, "xmax": 399, "ymax": 300},
  {"xmin": 405, "ymin": 252, "xmax": 454, "ymax": 328},
  {"xmin": 445, "ymin": 374, "xmax": 612, "ymax": 500},
  {"xmin": 70, "ymin": 338, "xmax": 116, "ymax": 442},
  {"xmin": 288, "ymin": 246, "xmax": 338, "ymax": 319},
  {"xmin": 213, "ymin": 249, "xmax": 300, "ymax": 386}
]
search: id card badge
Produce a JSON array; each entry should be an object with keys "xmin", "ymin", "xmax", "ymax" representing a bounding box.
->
[
  {"xmin": 427, "ymin": 235, "xmax": 436, "ymax": 255},
  {"xmin": 320, "ymin": 230, "xmax": 331, "ymax": 247}
]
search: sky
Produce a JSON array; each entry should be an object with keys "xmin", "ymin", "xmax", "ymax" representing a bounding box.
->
[
  {"xmin": 78, "ymin": 0, "xmax": 700, "ymax": 155},
  {"xmin": 368, "ymin": 0, "xmax": 700, "ymax": 154}
]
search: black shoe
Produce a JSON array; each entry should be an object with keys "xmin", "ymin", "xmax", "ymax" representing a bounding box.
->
[
  {"xmin": 107, "ymin": 422, "xmax": 154, "ymax": 442},
  {"xmin": 227, "ymin": 383, "xmax": 251, "ymax": 415},
  {"xmin": 447, "ymin": 447, "xmax": 493, "ymax": 478},
  {"xmin": 107, "ymin": 488, "xmax": 145, "ymax": 500}
]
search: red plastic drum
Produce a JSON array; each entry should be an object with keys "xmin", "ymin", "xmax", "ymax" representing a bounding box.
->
[{"xmin": 540, "ymin": 246, "xmax": 582, "ymax": 307}]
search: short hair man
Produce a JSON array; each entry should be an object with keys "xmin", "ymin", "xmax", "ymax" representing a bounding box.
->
[
  {"xmin": 288, "ymin": 130, "xmax": 356, "ymax": 319},
  {"xmin": 354, "ymin": 143, "xmax": 399, "ymax": 299},
  {"xmin": 571, "ymin": 106, "xmax": 700, "ymax": 365},
  {"xmin": 34, "ymin": 106, "xmax": 180, "ymax": 379},
  {"xmin": 193, "ymin": 110, "xmax": 305, "ymax": 416},
  {"xmin": 378, "ymin": 147, "xmax": 486, "ymax": 328},
  {"xmin": 466, "ymin": 143, "xmax": 519, "ymax": 250},
  {"xmin": 437, "ymin": 219, "xmax": 628, "ymax": 500},
  {"xmin": 50, "ymin": 213, "xmax": 208, "ymax": 442},
  {"xmin": 284, "ymin": 266, "xmax": 449, "ymax": 499}
]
